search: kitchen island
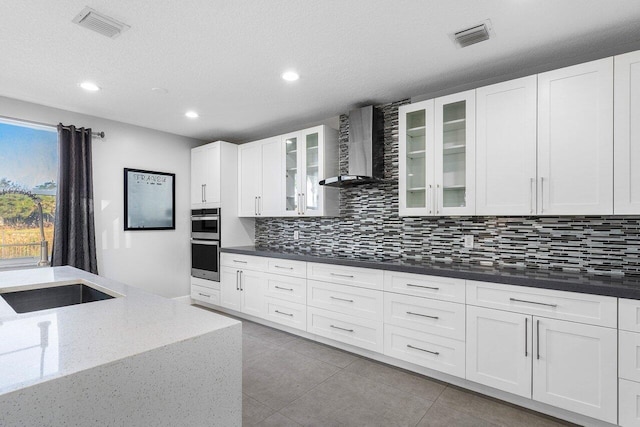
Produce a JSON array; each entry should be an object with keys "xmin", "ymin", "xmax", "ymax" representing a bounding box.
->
[{"xmin": 0, "ymin": 266, "xmax": 241, "ymax": 427}]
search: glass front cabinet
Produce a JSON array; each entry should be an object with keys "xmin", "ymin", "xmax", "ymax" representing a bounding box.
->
[
  {"xmin": 282, "ymin": 125, "xmax": 339, "ymax": 217},
  {"xmin": 399, "ymin": 91, "xmax": 475, "ymax": 216}
]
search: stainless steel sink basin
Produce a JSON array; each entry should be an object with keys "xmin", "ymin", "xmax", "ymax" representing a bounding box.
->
[{"xmin": 1, "ymin": 283, "xmax": 115, "ymax": 313}]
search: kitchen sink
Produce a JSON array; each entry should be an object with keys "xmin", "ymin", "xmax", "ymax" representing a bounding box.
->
[{"xmin": 1, "ymin": 283, "xmax": 115, "ymax": 313}]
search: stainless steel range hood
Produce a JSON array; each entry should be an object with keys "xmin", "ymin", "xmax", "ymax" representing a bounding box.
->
[{"xmin": 319, "ymin": 105, "xmax": 384, "ymax": 187}]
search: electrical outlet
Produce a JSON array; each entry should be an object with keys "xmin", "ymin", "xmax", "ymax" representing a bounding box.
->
[
  {"xmin": 463, "ymin": 235, "xmax": 474, "ymax": 249},
  {"xmin": 293, "ymin": 230, "xmax": 299, "ymax": 240}
]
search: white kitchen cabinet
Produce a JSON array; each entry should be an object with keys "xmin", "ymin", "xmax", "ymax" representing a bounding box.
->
[
  {"xmin": 219, "ymin": 266, "xmax": 267, "ymax": 318},
  {"xmin": 614, "ymin": 50, "xmax": 640, "ymax": 214},
  {"xmin": 191, "ymin": 142, "xmax": 221, "ymax": 208},
  {"xmin": 307, "ymin": 306, "xmax": 384, "ymax": 353},
  {"xmin": 620, "ymin": 379, "xmax": 640, "ymax": 427},
  {"xmin": 435, "ymin": 90, "xmax": 476, "ymax": 216},
  {"xmin": 282, "ymin": 125, "xmax": 338, "ymax": 217},
  {"xmin": 533, "ymin": 317, "xmax": 617, "ymax": 424},
  {"xmin": 398, "ymin": 99, "xmax": 435, "ymax": 216},
  {"xmin": 399, "ymin": 91, "xmax": 475, "ymax": 216},
  {"xmin": 537, "ymin": 57, "xmax": 614, "ymax": 215},
  {"xmin": 466, "ymin": 306, "xmax": 532, "ymax": 398},
  {"xmin": 476, "ymin": 76, "xmax": 538, "ymax": 215},
  {"xmin": 238, "ymin": 137, "xmax": 282, "ymax": 217}
]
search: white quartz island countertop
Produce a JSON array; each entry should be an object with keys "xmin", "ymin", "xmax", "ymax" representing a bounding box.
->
[{"xmin": 0, "ymin": 266, "xmax": 242, "ymax": 426}]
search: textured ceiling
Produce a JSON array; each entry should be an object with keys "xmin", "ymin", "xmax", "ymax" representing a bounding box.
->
[{"xmin": 1, "ymin": 0, "xmax": 640, "ymax": 142}]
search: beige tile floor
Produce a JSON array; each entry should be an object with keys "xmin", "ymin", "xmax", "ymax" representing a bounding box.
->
[{"xmin": 200, "ymin": 307, "xmax": 576, "ymax": 427}]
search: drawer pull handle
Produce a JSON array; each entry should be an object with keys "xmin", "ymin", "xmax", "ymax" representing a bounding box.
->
[
  {"xmin": 406, "ymin": 283, "xmax": 440, "ymax": 290},
  {"xmin": 275, "ymin": 265, "xmax": 294, "ymax": 270},
  {"xmin": 406, "ymin": 311, "xmax": 439, "ymax": 320},
  {"xmin": 330, "ymin": 272, "xmax": 355, "ymax": 278},
  {"xmin": 509, "ymin": 298, "xmax": 557, "ymax": 308},
  {"xmin": 330, "ymin": 296, "xmax": 354, "ymax": 303},
  {"xmin": 407, "ymin": 344, "xmax": 440, "ymax": 355},
  {"xmin": 275, "ymin": 310, "xmax": 293, "ymax": 317},
  {"xmin": 198, "ymin": 293, "xmax": 211, "ymax": 298},
  {"xmin": 233, "ymin": 260, "xmax": 248, "ymax": 264},
  {"xmin": 275, "ymin": 286, "xmax": 294, "ymax": 291},
  {"xmin": 330, "ymin": 324, "xmax": 354, "ymax": 332}
]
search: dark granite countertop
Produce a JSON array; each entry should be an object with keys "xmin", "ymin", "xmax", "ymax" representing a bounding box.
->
[{"xmin": 221, "ymin": 246, "xmax": 640, "ymax": 300}]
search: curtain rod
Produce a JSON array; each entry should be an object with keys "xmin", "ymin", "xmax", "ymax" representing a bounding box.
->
[{"xmin": 0, "ymin": 114, "xmax": 105, "ymax": 139}]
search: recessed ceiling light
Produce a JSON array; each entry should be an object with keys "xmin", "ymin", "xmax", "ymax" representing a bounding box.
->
[
  {"xmin": 79, "ymin": 81, "xmax": 101, "ymax": 92},
  {"xmin": 185, "ymin": 111, "xmax": 199, "ymax": 119},
  {"xmin": 151, "ymin": 87, "xmax": 168, "ymax": 95},
  {"xmin": 281, "ymin": 71, "xmax": 300, "ymax": 82}
]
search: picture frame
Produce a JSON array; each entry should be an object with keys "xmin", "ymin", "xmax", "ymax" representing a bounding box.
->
[{"xmin": 124, "ymin": 168, "xmax": 175, "ymax": 231}]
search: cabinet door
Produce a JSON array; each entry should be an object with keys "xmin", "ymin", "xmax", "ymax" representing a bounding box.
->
[
  {"xmin": 260, "ymin": 137, "xmax": 283, "ymax": 216},
  {"xmin": 190, "ymin": 146, "xmax": 205, "ymax": 208},
  {"xmin": 476, "ymin": 76, "xmax": 538, "ymax": 215},
  {"xmin": 238, "ymin": 142, "xmax": 261, "ymax": 217},
  {"xmin": 399, "ymin": 100, "xmax": 435, "ymax": 216},
  {"xmin": 219, "ymin": 266, "xmax": 242, "ymax": 311},
  {"xmin": 240, "ymin": 269, "xmax": 267, "ymax": 319},
  {"xmin": 282, "ymin": 132, "xmax": 301, "ymax": 216},
  {"xmin": 533, "ymin": 317, "xmax": 617, "ymax": 423},
  {"xmin": 301, "ymin": 127, "xmax": 324, "ymax": 216},
  {"xmin": 202, "ymin": 143, "xmax": 220, "ymax": 206},
  {"xmin": 614, "ymin": 50, "xmax": 640, "ymax": 214},
  {"xmin": 466, "ymin": 306, "xmax": 532, "ymax": 398},
  {"xmin": 537, "ymin": 58, "xmax": 613, "ymax": 215},
  {"xmin": 435, "ymin": 90, "xmax": 475, "ymax": 215}
]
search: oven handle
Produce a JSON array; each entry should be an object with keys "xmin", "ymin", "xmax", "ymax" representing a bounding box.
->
[
  {"xmin": 191, "ymin": 216, "xmax": 219, "ymax": 221},
  {"xmin": 191, "ymin": 239, "xmax": 220, "ymax": 246}
]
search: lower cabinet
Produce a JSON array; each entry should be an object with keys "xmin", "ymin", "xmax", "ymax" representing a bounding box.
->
[
  {"xmin": 466, "ymin": 305, "xmax": 618, "ymax": 423},
  {"xmin": 264, "ymin": 297, "xmax": 306, "ymax": 331},
  {"xmin": 383, "ymin": 324, "xmax": 465, "ymax": 378},
  {"xmin": 219, "ymin": 266, "xmax": 267, "ymax": 318},
  {"xmin": 620, "ymin": 379, "xmax": 640, "ymax": 427},
  {"xmin": 307, "ymin": 306, "xmax": 383, "ymax": 353}
]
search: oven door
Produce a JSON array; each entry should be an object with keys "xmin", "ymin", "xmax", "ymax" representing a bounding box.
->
[
  {"xmin": 191, "ymin": 212, "xmax": 220, "ymax": 240},
  {"xmin": 191, "ymin": 239, "xmax": 220, "ymax": 281}
]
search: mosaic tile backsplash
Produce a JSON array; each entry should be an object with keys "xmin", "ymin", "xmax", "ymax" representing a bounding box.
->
[{"xmin": 255, "ymin": 100, "xmax": 640, "ymax": 278}]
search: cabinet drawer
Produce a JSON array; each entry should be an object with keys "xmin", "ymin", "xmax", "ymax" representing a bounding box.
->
[
  {"xmin": 264, "ymin": 298, "xmax": 306, "ymax": 331},
  {"xmin": 621, "ymin": 299, "xmax": 640, "ymax": 333},
  {"xmin": 307, "ymin": 307, "xmax": 383, "ymax": 353},
  {"xmin": 383, "ymin": 324, "xmax": 465, "ymax": 378},
  {"xmin": 191, "ymin": 284, "xmax": 220, "ymax": 306},
  {"xmin": 191, "ymin": 276, "xmax": 220, "ymax": 290},
  {"xmin": 384, "ymin": 293, "xmax": 465, "ymax": 341},
  {"xmin": 466, "ymin": 280, "xmax": 617, "ymax": 327},
  {"xmin": 220, "ymin": 253, "xmax": 267, "ymax": 271},
  {"xmin": 384, "ymin": 271, "xmax": 465, "ymax": 303},
  {"xmin": 263, "ymin": 273, "xmax": 306, "ymax": 304},
  {"xmin": 266, "ymin": 258, "xmax": 306, "ymax": 278},
  {"xmin": 308, "ymin": 280, "xmax": 383, "ymax": 320},
  {"xmin": 621, "ymin": 331, "xmax": 640, "ymax": 382},
  {"xmin": 620, "ymin": 379, "xmax": 640, "ymax": 427},
  {"xmin": 307, "ymin": 262, "xmax": 384, "ymax": 290}
]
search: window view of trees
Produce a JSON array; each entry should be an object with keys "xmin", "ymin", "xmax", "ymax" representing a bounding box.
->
[{"xmin": 0, "ymin": 121, "xmax": 58, "ymax": 261}]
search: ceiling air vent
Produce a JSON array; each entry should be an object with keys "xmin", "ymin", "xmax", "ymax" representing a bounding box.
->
[
  {"xmin": 453, "ymin": 22, "xmax": 491, "ymax": 48},
  {"xmin": 72, "ymin": 7, "xmax": 130, "ymax": 39}
]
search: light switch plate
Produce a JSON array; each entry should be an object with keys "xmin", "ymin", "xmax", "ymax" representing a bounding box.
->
[
  {"xmin": 463, "ymin": 235, "xmax": 474, "ymax": 249},
  {"xmin": 293, "ymin": 230, "xmax": 299, "ymax": 240}
]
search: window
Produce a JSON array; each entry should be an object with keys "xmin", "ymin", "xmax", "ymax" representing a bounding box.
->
[{"xmin": 0, "ymin": 119, "xmax": 58, "ymax": 265}]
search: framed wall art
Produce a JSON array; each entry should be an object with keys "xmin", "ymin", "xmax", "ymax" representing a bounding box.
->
[{"xmin": 124, "ymin": 168, "xmax": 175, "ymax": 230}]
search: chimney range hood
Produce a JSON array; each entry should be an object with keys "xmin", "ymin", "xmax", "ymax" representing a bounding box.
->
[{"xmin": 319, "ymin": 105, "xmax": 384, "ymax": 187}]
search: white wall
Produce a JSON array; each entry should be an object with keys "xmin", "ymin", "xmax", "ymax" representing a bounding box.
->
[{"xmin": 0, "ymin": 95, "xmax": 203, "ymax": 298}]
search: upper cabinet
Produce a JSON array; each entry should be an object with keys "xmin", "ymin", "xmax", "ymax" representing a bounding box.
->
[
  {"xmin": 399, "ymin": 91, "xmax": 475, "ymax": 216},
  {"xmin": 238, "ymin": 125, "xmax": 338, "ymax": 217},
  {"xmin": 400, "ymin": 54, "xmax": 623, "ymax": 217},
  {"xmin": 191, "ymin": 142, "xmax": 221, "ymax": 209},
  {"xmin": 476, "ymin": 76, "xmax": 537, "ymax": 215},
  {"xmin": 537, "ymin": 58, "xmax": 613, "ymax": 215},
  {"xmin": 614, "ymin": 50, "xmax": 640, "ymax": 214},
  {"xmin": 238, "ymin": 137, "xmax": 282, "ymax": 217}
]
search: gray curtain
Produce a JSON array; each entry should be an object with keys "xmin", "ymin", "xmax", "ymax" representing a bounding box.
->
[{"xmin": 52, "ymin": 124, "xmax": 98, "ymax": 274}]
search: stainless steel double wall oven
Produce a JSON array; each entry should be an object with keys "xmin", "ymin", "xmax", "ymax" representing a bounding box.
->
[{"xmin": 191, "ymin": 208, "xmax": 220, "ymax": 281}]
